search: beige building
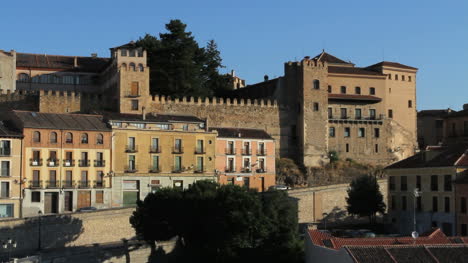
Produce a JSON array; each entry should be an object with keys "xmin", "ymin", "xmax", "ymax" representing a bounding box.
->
[
  {"xmin": 386, "ymin": 145, "xmax": 468, "ymax": 236},
  {"xmin": 107, "ymin": 113, "xmax": 217, "ymax": 207},
  {"xmin": 5, "ymin": 111, "xmax": 112, "ymax": 216},
  {"xmin": 0, "ymin": 123, "xmax": 22, "ymax": 218}
]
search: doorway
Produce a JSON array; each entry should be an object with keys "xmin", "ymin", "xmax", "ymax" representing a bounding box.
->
[{"xmin": 44, "ymin": 192, "xmax": 58, "ymax": 214}]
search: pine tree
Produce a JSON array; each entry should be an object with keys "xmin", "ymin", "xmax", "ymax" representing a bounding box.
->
[{"xmin": 346, "ymin": 175, "xmax": 386, "ymax": 224}]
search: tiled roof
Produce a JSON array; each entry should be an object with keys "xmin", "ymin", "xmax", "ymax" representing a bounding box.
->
[
  {"xmin": 208, "ymin": 127, "xmax": 273, "ymax": 140},
  {"xmin": 11, "ymin": 111, "xmax": 110, "ymax": 131},
  {"xmin": 385, "ymin": 144, "xmax": 468, "ymax": 169},
  {"xmin": 16, "ymin": 53, "xmax": 110, "ymax": 73},
  {"xmin": 445, "ymin": 109, "xmax": 468, "ymax": 118},
  {"xmin": 328, "ymin": 66, "xmax": 385, "ymax": 76},
  {"xmin": 103, "ymin": 112, "xmax": 204, "ymax": 123},
  {"xmin": 312, "ymin": 51, "xmax": 353, "ymax": 65},
  {"xmin": 366, "ymin": 61, "xmax": 418, "ymax": 70},
  {"xmin": 328, "ymin": 93, "xmax": 382, "ymax": 102},
  {"xmin": 427, "ymin": 245, "xmax": 468, "ymax": 263},
  {"xmin": 227, "ymin": 78, "xmax": 279, "ymax": 100},
  {"xmin": 110, "ymin": 41, "xmax": 138, "ymax": 50},
  {"xmin": 0, "ymin": 122, "xmax": 22, "ymax": 138},
  {"xmin": 418, "ymin": 109, "xmax": 453, "ymax": 117}
]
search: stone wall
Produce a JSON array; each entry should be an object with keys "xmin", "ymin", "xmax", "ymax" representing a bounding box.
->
[{"xmin": 288, "ymin": 179, "xmax": 388, "ymax": 224}]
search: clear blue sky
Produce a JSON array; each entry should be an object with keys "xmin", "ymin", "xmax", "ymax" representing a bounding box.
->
[{"xmin": 2, "ymin": 0, "xmax": 467, "ymax": 110}]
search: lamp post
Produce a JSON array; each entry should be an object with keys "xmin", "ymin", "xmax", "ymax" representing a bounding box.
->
[
  {"xmin": 322, "ymin": 213, "xmax": 328, "ymax": 231},
  {"xmin": 2, "ymin": 237, "xmax": 17, "ymax": 262},
  {"xmin": 413, "ymin": 188, "xmax": 421, "ymax": 234}
]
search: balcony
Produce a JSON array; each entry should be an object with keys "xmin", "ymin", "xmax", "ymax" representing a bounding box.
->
[
  {"xmin": 124, "ymin": 165, "xmax": 138, "ymax": 173},
  {"xmin": 225, "ymin": 168, "xmax": 236, "ymax": 173},
  {"xmin": 149, "ymin": 166, "xmax": 161, "ymax": 173},
  {"xmin": 45, "ymin": 180, "xmax": 59, "ymax": 188},
  {"xmin": 61, "ymin": 180, "xmax": 75, "ymax": 188},
  {"xmin": 225, "ymin": 148, "xmax": 236, "ymax": 155},
  {"xmin": 30, "ymin": 158, "xmax": 43, "ymax": 166},
  {"xmin": 241, "ymin": 168, "xmax": 252, "ymax": 173},
  {"xmin": 46, "ymin": 159, "xmax": 59, "ymax": 167},
  {"xmin": 77, "ymin": 180, "xmax": 90, "ymax": 188},
  {"xmin": 194, "ymin": 168, "xmax": 205, "ymax": 173},
  {"xmin": 93, "ymin": 180, "xmax": 105, "ymax": 188},
  {"xmin": 0, "ymin": 148, "xmax": 11, "ymax": 157},
  {"xmin": 242, "ymin": 149, "xmax": 251, "ymax": 156},
  {"xmin": 195, "ymin": 147, "xmax": 206, "ymax": 154},
  {"xmin": 125, "ymin": 145, "xmax": 138, "ymax": 153},
  {"xmin": 78, "ymin": 160, "xmax": 90, "ymax": 167},
  {"xmin": 94, "ymin": 160, "xmax": 106, "ymax": 167},
  {"xmin": 63, "ymin": 159, "xmax": 75, "ymax": 167},
  {"xmin": 256, "ymin": 149, "xmax": 266, "ymax": 156},
  {"xmin": 29, "ymin": 180, "xmax": 42, "ymax": 189},
  {"xmin": 256, "ymin": 168, "xmax": 267, "ymax": 173},
  {"xmin": 172, "ymin": 166, "xmax": 183, "ymax": 173},
  {"xmin": 149, "ymin": 146, "xmax": 161, "ymax": 153},
  {"xmin": 172, "ymin": 147, "xmax": 184, "ymax": 154}
]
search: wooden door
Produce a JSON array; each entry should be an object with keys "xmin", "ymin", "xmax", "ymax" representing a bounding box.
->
[
  {"xmin": 77, "ymin": 191, "xmax": 91, "ymax": 208},
  {"xmin": 131, "ymin": 82, "xmax": 139, "ymax": 96},
  {"xmin": 64, "ymin": 192, "xmax": 73, "ymax": 212},
  {"xmin": 44, "ymin": 192, "xmax": 58, "ymax": 214}
]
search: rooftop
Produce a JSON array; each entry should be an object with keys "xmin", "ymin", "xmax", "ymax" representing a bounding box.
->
[
  {"xmin": 312, "ymin": 51, "xmax": 354, "ymax": 65},
  {"xmin": 11, "ymin": 111, "xmax": 110, "ymax": 131},
  {"xmin": 328, "ymin": 66, "xmax": 385, "ymax": 76},
  {"xmin": 16, "ymin": 53, "xmax": 110, "ymax": 73},
  {"xmin": 104, "ymin": 112, "xmax": 205, "ymax": 124},
  {"xmin": 208, "ymin": 127, "xmax": 273, "ymax": 140},
  {"xmin": 328, "ymin": 93, "xmax": 382, "ymax": 102},
  {"xmin": 366, "ymin": 61, "xmax": 418, "ymax": 71}
]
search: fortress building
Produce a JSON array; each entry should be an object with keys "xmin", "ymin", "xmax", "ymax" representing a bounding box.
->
[{"xmin": 0, "ymin": 45, "xmax": 418, "ymax": 167}]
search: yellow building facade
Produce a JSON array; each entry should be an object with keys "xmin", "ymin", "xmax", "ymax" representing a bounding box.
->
[{"xmin": 108, "ymin": 113, "xmax": 217, "ymax": 207}]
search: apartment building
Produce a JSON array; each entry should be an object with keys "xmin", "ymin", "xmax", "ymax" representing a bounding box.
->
[
  {"xmin": 0, "ymin": 124, "xmax": 22, "ymax": 218},
  {"xmin": 6, "ymin": 111, "xmax": 112, "ymax": 216},
  {"xmin": 386, "ymin": 144, "xmax": 468, "ymax": 236},
  {"xmin": 107, "ymin": 113, "xmax": 217, "ymax": 207},
  {"xmin": 210, "ymin": 127, "xmax": 275, "ymax": 192}
]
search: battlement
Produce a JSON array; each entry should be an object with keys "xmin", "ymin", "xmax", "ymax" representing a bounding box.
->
[
  {"xmin": 285, "ymin": 59, "xmax": 327, "ymax": 69},
  {"xmin": 151, "ymin": 95, "xmax": 279, "ymax": 108}
]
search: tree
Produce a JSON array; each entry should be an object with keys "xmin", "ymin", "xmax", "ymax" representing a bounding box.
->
[
  {"xmin": 346, "ymin": 175, "xmax": 386, "ymax": 224},
  {"xmin": 276, "ymin": 158, "xmax": 305, "ymax": 186},
  {"xmin": 130, "ymin": 181, "xmax": 303, "ymax": 263},
  {"xmin": 136, "ymin": 20, "xmax": 231, "ymax": 97}
]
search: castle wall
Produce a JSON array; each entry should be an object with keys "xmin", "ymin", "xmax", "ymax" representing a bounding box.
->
[{"xmin": 0, "ymin": 51, "xmax": 16, "ymax": 92}]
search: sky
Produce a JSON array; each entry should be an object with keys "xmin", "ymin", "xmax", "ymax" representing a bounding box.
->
[{"xmin": 2, "ymin": 0, "xmax": 467, "ymax": 110}]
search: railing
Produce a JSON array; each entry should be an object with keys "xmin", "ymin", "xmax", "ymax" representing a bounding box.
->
[
  {"xmin": 172, "ymin": 166, "xmax": 183, "ymax": 173},
  {"xmin": 241, "ymin": 168, "xmax": 252, "ymax": 173},
  {"xmin": 30, "ymin": 158, "xmax": 43, "ymax": 166},
  {"xmin": 256, "ymin": 168, "xmax": 267, "ymax": 173},
  {"xmin": 45, "ymin": 180, "xmax": 59, "ymax": 188},
  {"xmin": 93, "ymin": 180, "xmax": 104, "ymax": 188},
  {"xmin": 256, "ymin": 149, "xmax": 266, "ymax": 156},
  {"xmin": 194, "ymin": 168, "xmax": 205, "ymax": 173},
  {"xmin": 46, "ymin": 159, "xmax": 59, "ymax": 167},
  {"xmin": 149, "ymin": 146, "xmax": 161, "ymax": 153},
  {"xmin": 0, "ymin": 148, "xmax": 11, "ymax": 157},
  {"xmin": 125, "ymin": 145, "xmax": 138, "ymax": 153},
  {"xmin": 77, "ymin": 180, "xmax": 90, "ymax": 188},
  {"xmin": 63, "ymin": 159, "xmax": 75, "ymax": 167},
  {"xmin": 29, "ymin": 180, "xmax": 42, "ymax": 189},
  {"xmin": 149, "ymin": 166, "xmax": 161, "ymax": 173},
  {"xmin": 172, "ymin": 147, "xmax": 184, "ymax": 154},
  {"xmin": 124, "ymin": 165, "xmax": 138, "ymax": 173},
  {"xmin": 242, "ymin": 149, "xmax": 251, "ymax": 155},
  {"xmin": 225, "ymin": 148, "xmax": 236, "ymax": 155},
  {"xmin": 61, "ymin": 180, "xmax": 75, "ymax": 188},
  {"xmin": 225, "ymin": 168, "xmax": 236, "ymax": 173},
  {"xmin": 78, "ymin": 160, "xmax": 90, "ymax": 167},
  {"xmin": 94, "ymin": 160, "xmax": 106, "ymax": 167},
  {"xmin": 195, "ymin": 148, "xmax": 206, "ymax": 154}
]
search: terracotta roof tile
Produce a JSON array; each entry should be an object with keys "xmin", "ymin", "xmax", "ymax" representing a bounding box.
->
[
  {"xmin": 10, "ymin": 111, "xmax": 110, "ymax": 131},
  {"xmin": 16, "ymin": 53, "xmax": 110, "ymax": 73},
  {"xmin": 366, "ymin": 61, "xmax": 418, "ymax": 70},
  {"xmin": 312, "ymin": 51, "xmax": 353, "ymax": 65},
  {"xmin": 209, "ymin": 127, "xmax": 273, "ymax": 140}
]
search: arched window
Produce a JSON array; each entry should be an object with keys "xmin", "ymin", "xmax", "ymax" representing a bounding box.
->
[
  {"xmin": 129, "ymin": 63, "xmax": 136, "ymax": 72},
  {"xmin": 138, "ymin": 64, "xmax": 144, "ymax": 72},
  {"xmin": 121, "ymin": 63, "xmax": 127, "ymax": 70},
  {"xmin": 18, "ymin": 73, "xmax": 30, "ymax": 82},
  {"xmin": 65, "ymin": 132, "xmax": 73, "ymax": 143},
  {"xmin": 81, "ymin": 133, "xmax": 88, "ymax": 144},
  {"xmin": 96, "ymin": 133, "xmax": 104, "ymax": 145},
  {"xmin": 129, "ymin": 50, "xmax": 136, "ymax": 57},
  {"xmin": 50, "ymin": 132, "xmax": 57, "ymax": 143},
  {"xmin": 33, "ymin": 131, "xmax": 41, "ymax": 143},
  {"xmin": 313, "ymin": 79, "xmax": 320, "ymax": 90}
]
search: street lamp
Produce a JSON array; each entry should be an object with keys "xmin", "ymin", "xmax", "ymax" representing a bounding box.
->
[
  {"xmin": 2, "ymin": 237, "xmax": 17, "ymax": 262},
  {"xmin": 413, "ymin": 188, "xmax": 422, "ymax": 234}
]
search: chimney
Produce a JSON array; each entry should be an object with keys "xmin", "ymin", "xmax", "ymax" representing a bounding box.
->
[
  {"xmin": 74, "ymin": 57, "xmax": 78, "ymax": 68},
  {"xmin": 91, "ymin": 53, "xmax": 97, "ymax": 58},
  {"xmin": 142, "ymin": 106, "xmax": 146, "ymax": 120},
  {"xmin": 264, "ymin": 75, "xmax": 269, "ymax": 82}
]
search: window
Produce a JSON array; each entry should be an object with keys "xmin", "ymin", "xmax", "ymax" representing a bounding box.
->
[
  {"xmin": 95, "ymin": 191, "xmax": 104, "ymax": 204},
  {"xmin": 138, "ymin": 50, "xmax": 143, "ymax": 57},
  {"xmin": 464, "ymin": 121, "xmax": 468, "ymax": 136},
  {"xmin": 258, "ymin": 142, "xmax": 265, "ymax": 155},
  {"xmin": 355, "ymin": 109, "xmax": 362, "ymax": 119},
  {"xmin": 408, "ymin": 100, "xmax": 413, "ymax": 108},
  {"xmin": 358, "ymin": 128, "xmax": 365, "ymax": 137},
  {"xmin": 243, "ymin": 177, "xmax": 250, "ymax": 188},
  {"xmin": 49, "ymin": 170, "xmax": 57, "ymax": 187},
  {"xmin": 243, "ymin": 158, "xmax": 251, "ymax": 171},
  {"xmin": 129, "ymin": 63, "xmax": 136, "ymax": 71},
  {"xmin": 138, "ymin": 64, "xmax": 144, "ymax": 72},
  {"xmin": 313, "ymin": 79, "xmax": 320, "ymax": 90},
  {"xmin": 327, "ymin": 85, "xmax": 332, "ymax": 93},
  {"xmin": 389, "ymin": 176, "xmax": 396, "ymax": 191},
  {"xmin": 416, "ymin": 176, "xmax": 421, "ymax": 191},
  {"xmin": 344, "ymin": 127, "xmax": 350, "ymax": 137},
  {"xmin": 402, "ymin": 75, "xmax": 405, "ymax": 81},
  {"xmin": 152, "ymin": 156, "xmax": 159, "ymax": 171},
  {"xmin": 462, "ymin": 197, "xmax": 467, "ymax": 214},
  {"xmin": 409, "ymin": 76, "xmax": 412, "ymax": 82},
  {"xmin": 175, "ymin": 139, "xmax": 182, "ymax": 153},
  {"xmin": 121, "ymin": 63, "xmax": 127, "ymax": 70},
  {"xmin": 340, "ymin": 108, "xmax": 347, "ymax": 119},
  {"xmin": 444, "ymin": 175, "xmax": 452, "ymax": 191},
  {"xmin": 402, "ymin": 196, "xmax": 407, "ymax": 211},
  {"xmin": 96, "ymin": 133, "xmax": 104, "ymax": 145},
  {"xmin": 395, "ymin": 74, "xmax": 398, "ymax": 80},
  {"xmin": 1, "ymin": 161, "xmax": 9, "ymax": 177},
  {"xmin": 401, "ymin": 176, "xmax": 407, "ymax": 191},
  {"xmin": 151, "ymin": 138, "xmax": 160, "ymax": 153},
  {"xmin": 65, "ymin": 171, "xmax": 73, "ymax": 186},
  {"xmin": 227, "ymin": 157, "xmax": 235, "ymax": 172},
  {"xmin": 445, "ymin": 197, "xmax": 450, "ymax": 213},
  {"xmin": 345, "ymin": 143, "xmax": 349, "ymax": 153},
  {"xmin": 431, "ymin": 175, "xmax": 438, "ymax": 191},
  {"xmin": 0, "ymin": 204, "xmax": 13, "ymax": 218},
  {"xmin": 328, "ymin": 108, "xmax": 333, "ymax": 119},
  {"xmin": 416, "ymin": 196, "xmax": 422, "ymax": 212},
  {"xmin": 129, "ymin": 50, "xmax": 136, "ymax": 57},
  {"xmin": 388, "ymin": 109, "xmax": 393, "ymax": 118},
  {"xmin": 121, "ymin": 49, "xmax": 127, "ymax": 56},
  {"xmin": 81, "ymin": 171, "xmax": 88, "ymax": 186},
  {"xmin": 369, "ymin": 109, "xmax": 376, "ymax": 120},
  {"xmin": 81, "ymin": 133, "xmax": 88, "ymax": 144},
  {"xmin": 227, "ymin": 141, "xmax": 235, "ymax": 155},
  {"xmin": 32, "ymin": 170, "xmax": 40, "ymax": 187},
  {"xmin": 33, "ymin": 131, "xmax": 41, "ymax": 143},
  {"xmin": 462, "ymin": 224, "xmax": 467, "ymax": 236},
  {"xmin": 313, "ymin": 102, "xmax": 319, "ymax": 111},
  {"xmin": 433, "ymin": 196, "xmax": 438, "ymax": 212},
  {"xmin": 65, "ymin": 132, "xmax": 73, "ymax": 143},
  {"xmin": 18, "ymin": 73, "xmax": 30, "ymax": 82},
  {"xmin": 174, "ymin": 156, "xmax": 182, "ymax": 172},
  {"xmin": 127, "ymin": 137, "xmax": 136, "ymax": 152},
  {"xmin": 375, "ymin": 144, "xmax": 379, "ymax": 153},
  {"xmin": 329, "ymin": 127, "xmax": 335, "ymax": 137},
  {"xmin": 340, "ymin": 86, "xmax": 346, "ymax": 94},
  {"xmin": 227, "ymin": 178, "xmax": 234, "ymax": 185},
  {"xmin": 0, "ymin": 182, "xmax": 9, "ymax": 198},
  {"xmin": 369, "ymin": 87, "xmax": 375, "ymax": 95},
  {"xmin": 0, "ymin": 141, "xmax": 10, "ymax": 156},
  {"xmin": 131, "ymin": 100, "xmax": 139, "ymax": 111},
  {"xmin": 388, "ymin": 74, "xmax": 392, "ymax": 80},
  {"xmin": 391, "ymin": 195, "xmax": 396, "ymax": 210},
  {"xmin": 196, "ymin": 157, "xmax": 204, "ymax": 172},
  {"xmin": 452, "ymin": 123, "xmax": 457, "ymax": 136},
  {"xmin": 355, "ymin": 87, "xmax": 361, "ymax": 94},
  {"xmin": 128, "ymin": 155, "xmax": 136, "ymax": 171},
  {"xmin": 49, "ymin": 132, "xmax": 57, "ymax": 144},
  {"xmin": 31, "ymin": 192, "xmax": 40, "ymax": 202}
]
